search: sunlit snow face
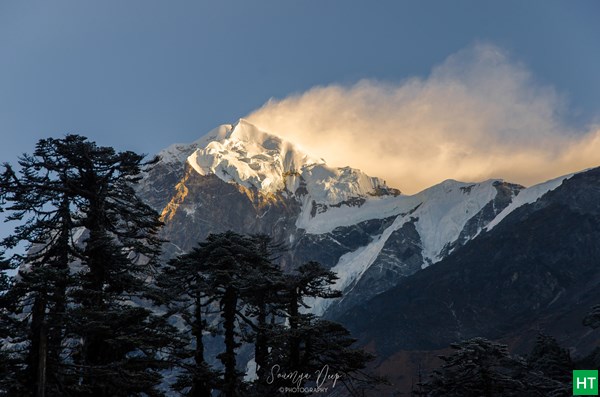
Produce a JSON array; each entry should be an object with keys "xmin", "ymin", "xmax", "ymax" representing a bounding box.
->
[
  {"xmin": 246, "ymin": 44, "xmax": 600, "ymax": 194},
  {"xmin": 184, "ymin": 120, "xmax": 387, "ymax": 204}
]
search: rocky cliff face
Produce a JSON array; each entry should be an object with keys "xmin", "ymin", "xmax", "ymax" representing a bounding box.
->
[{"xmin": 157, "ymin": 166, "xmax": 301, "ymax": 261}]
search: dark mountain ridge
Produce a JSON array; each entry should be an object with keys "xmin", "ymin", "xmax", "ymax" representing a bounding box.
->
[{"xmin": 340, "ymin": 167, "xmax": 600, "ymax": 358}]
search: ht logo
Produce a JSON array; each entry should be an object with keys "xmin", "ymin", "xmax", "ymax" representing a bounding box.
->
[{"xmin": 574, "ymin": 370, "xmax": 599, "ymax": 395}]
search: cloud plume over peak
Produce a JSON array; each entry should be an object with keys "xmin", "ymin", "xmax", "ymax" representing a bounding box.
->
[{"xmin": 246, "ymin": 43, "xmax": 600, "ymax": 194}]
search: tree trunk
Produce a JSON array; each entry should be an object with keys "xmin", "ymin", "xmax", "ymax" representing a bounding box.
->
[
  {"xmin": 36, "ymin": 324, "xmax": 47, "ymax": 397},
  {"xmin": 47, "ymin": 199, "xmax": 70, "ymax": 390},
  {"xmin": 30, "ymin": 295, "xmax": 47, "ymax": 397},
  {"xmin": 255, "ymin": 299, "xmax": 268, "ymax": 382},
  {"xmin": 221, "ymin": 286, "xmax": 238, "ymax": 397},
  {"xmin": 191, "ymin": 293, "xmax": 211, "ymax": 397},
  {"xmin": 82, "ymin": 210, "xmax": 110, "ymax": 397},
  {"xmin": 288, "ymin": 288, "xmax": 300, "ymax": 369}
]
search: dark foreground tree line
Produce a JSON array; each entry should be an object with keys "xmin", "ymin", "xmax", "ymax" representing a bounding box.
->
[{"xmin": 0, "ymin": 135, "xmax": 379, "ymax": 397}]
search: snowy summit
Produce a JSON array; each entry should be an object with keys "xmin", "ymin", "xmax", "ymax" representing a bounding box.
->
[{"xmin": 160, "ymin": 119, "xmax": 395, "ymax": 205}]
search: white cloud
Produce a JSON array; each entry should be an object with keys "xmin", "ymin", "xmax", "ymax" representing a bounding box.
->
[{"xmin": 246, "ymin": 43, "xmax": 600, "ymax": 193}]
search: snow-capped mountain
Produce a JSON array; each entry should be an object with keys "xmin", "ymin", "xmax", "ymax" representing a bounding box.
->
[
  {"xmin": 156, "ymin": 119, "xmax": 396, "ymax": 204},
  {"xmin": 138, "ymin": 119, "xmax": 575, "ymax": 318}
]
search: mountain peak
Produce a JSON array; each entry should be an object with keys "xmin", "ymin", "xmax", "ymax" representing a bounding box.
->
[
  {"xmin": 157, "ymin": 120, "xmax": 396, "ymax": 205},
  {"xmin": 186, "ymin": 120, "xmax": 324, "ymax": 193}
]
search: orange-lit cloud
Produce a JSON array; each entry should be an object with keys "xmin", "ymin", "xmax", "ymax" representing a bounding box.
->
[{"xmin": 246, "ymin": 44, "xmax": 600, "ymax": 194}]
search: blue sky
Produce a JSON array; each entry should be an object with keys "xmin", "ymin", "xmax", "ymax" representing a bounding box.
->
[{"xmin": 1, "ymin": 0, "xmax": 599, "ymax": 168}]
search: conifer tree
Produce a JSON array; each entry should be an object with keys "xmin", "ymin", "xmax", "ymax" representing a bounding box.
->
[
  {"xmin": 204, "ymin": 232, "xmax": 257, "ymax": 397},
  {"xmin": 527, "ymin": 333, "xmax": 571, "ymax": 388},
  {"xmin": 0, "ymin": 135, "xmax": 176, "ymax": 396},
  {"xmin": 1, "ymin": 140, "xmax": 81, "ymax": 396},
  {"xmin": 420, "ymin": 337, "xmax": 570, "ymax": 397},
  {"xmin": 157, "ymin": 242, "xmax": 220, "ymax": 397},
  {"xmin": 162, "ymin": 232, "xmax": 270, "ymax": 397},
  {"xmin": 422, "ymin": 338, "xmax": 529, "ymax": 396},
  {"xmin": 234, "ymin": 235, "xmax": 287, "ymax": 396},
  {"xmin": 57, "ymin": 136, "xmax": 174, "ymax": 396},
  {"xmin": 271, "ymin": 262, "xmax": 379, "ymax": 395},
  {"xmin": 281, "ymin": 261, "xmax": 341, "ymax": 371}
]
